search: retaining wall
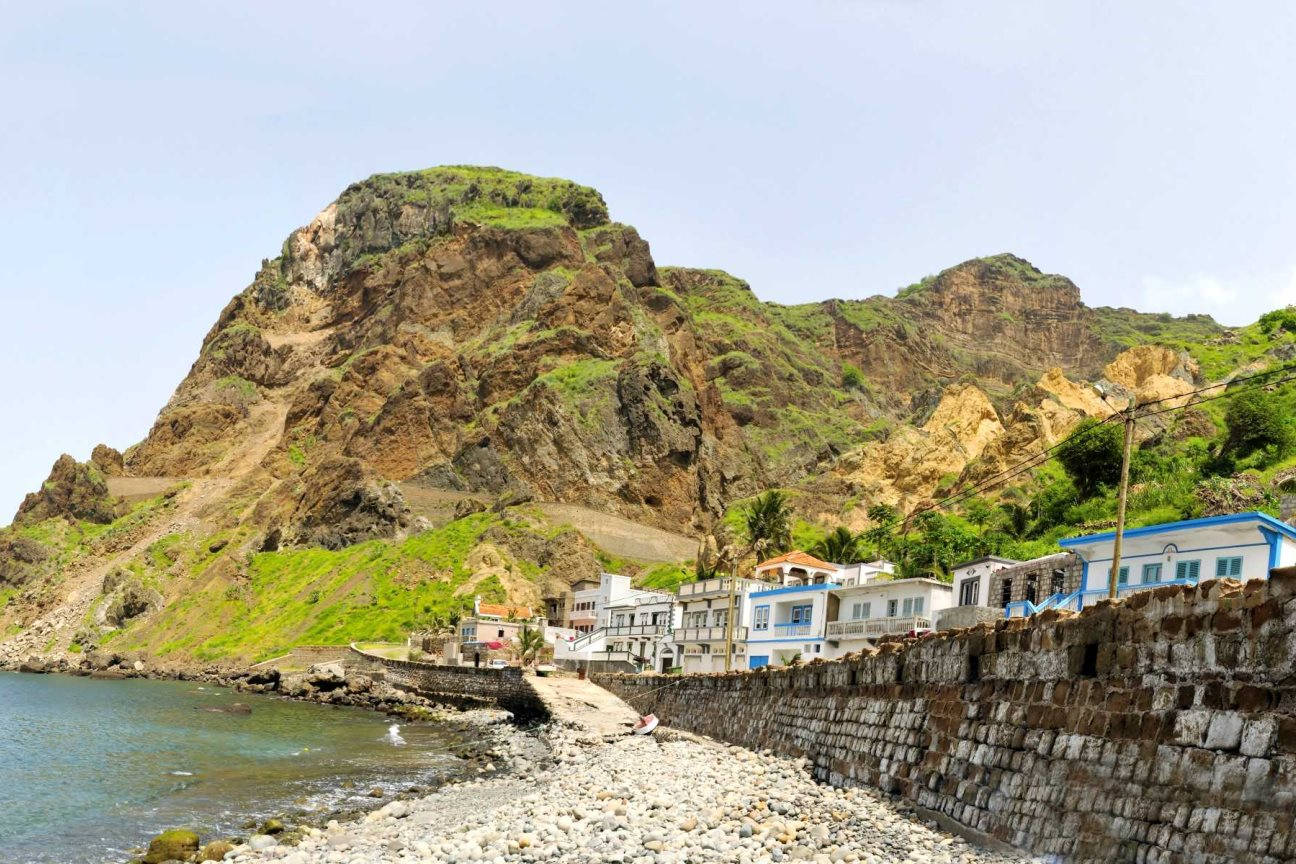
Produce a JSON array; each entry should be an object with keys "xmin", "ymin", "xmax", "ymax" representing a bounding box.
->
[
  {"xmin": 595, "ymin": 575, "xmax": 1296, "ymax": 864},
  {"xmin": 249, "ymin": 644, "xmax": 351, "ymax": 670},
  {"xmin": 347, "ymin": 645, "xmax": 547, "ymax": 722}
]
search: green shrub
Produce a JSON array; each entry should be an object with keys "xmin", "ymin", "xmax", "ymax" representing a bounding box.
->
[{"xmin": 1055, "ymin": 418, "xmax": 1125, "ymax": 497}]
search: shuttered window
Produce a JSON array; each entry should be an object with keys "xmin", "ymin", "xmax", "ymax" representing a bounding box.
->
[
  {"xmin": 1215, "ymin": 556, "xmax": 1242, "ymax": 578},
  {"xmin": 1175, "ymin": 560, "xmax": 1201, "ymax": 581}
]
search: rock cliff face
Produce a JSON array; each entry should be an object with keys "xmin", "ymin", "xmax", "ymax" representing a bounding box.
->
[{"xmin": 0, "ymin": 165, "xmax": 1233, "ymax": 662}]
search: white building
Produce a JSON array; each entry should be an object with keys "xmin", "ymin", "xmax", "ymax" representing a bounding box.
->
[
  {"xmin": 1037, "ymin": 512, "xmax": 1296, "ymax": 615},
  {"xmin": 553, "ymin": 573, "xmax": 676, "ymax": 671},
  {"xmin": 824, "ymin": 576, "xmax": 952, "ymax": 658},
  {"xmin": 745, "ymin": 552, "xmax": 842, "ymax": 668},
  {"xmin": 672, "ymin": 576, "xmax": 763, "ymax": 674},
  {"xmin": 563, "ymin": 572, "xmax": 648, "ymax": 633},
  {"xmin": 950, "ymin": 556, "xmax": 1019, "ymax": 608},
  {"xmin": 600, "ymin": 591, "xmax": 680, "ymax": 673}
]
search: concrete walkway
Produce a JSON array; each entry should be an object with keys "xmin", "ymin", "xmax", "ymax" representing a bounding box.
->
[{"xmin": 527, "ymin": 674, "xmax": 641, "ymax": 738}]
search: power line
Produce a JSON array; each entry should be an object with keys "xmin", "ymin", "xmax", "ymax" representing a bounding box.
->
[{"xmin": 899, "ymin": 360, "xmax": 1296, "ymax": 523}]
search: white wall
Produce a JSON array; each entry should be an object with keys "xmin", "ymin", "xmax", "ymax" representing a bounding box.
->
[{"xmin": 832, "ymin": 580, "xmax": 953, "ymax": 621}]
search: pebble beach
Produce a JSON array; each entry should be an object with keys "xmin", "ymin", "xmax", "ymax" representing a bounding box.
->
[{"xmin": 222, "ymin": 718, "xmax": 1042, "ymax": 864}]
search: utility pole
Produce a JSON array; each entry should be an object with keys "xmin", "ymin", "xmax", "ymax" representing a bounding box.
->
[
  {"xmin": 1108, "ymin": 406, "xmax": 1137, "ymax": 599},
  {"xmin": 723, "ymin": 556, "xmax": 738, "ymax": 672}
]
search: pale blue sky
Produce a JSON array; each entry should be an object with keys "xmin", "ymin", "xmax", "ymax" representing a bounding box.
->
[{"xmin": 2, "ymin": 2, "xmax": 1295, "ymax": 519}]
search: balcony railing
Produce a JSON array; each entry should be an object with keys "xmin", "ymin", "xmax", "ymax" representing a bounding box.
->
[
  {"xmin": 605, "ymin": 623, "xmax": 668, "ymax": 637},
  {"xmin": 826, "ymin": 616, "xmax": 932, "ymax": 639},
  {"xmin": 675, "ymin": 625, "xmax": 748, "ymax": 643},
  {"xmin": 678, "ymin": 578, "xmax": 755, "ymax": 599},
  {"xmin": 588, "ymin": 649, "xmax": 638, "ymax": 663},
  {"xmin": 770, "ymin": 622, "xmax": 816, "ymax": 637}
]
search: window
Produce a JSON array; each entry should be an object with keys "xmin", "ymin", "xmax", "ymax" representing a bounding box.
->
[
  {"xmin": 1142, "ymin": 563, "xmax": 1162, "ymax": 584},
  {"xmin": 959, "ymin": 579, "xmax": 979, "ymax": 606},
  {"xmin": 1050, "ymin": 569, "xmax": 1065, "ymax": 595},
  {"xmin": 497, "ymin": 629, "xmax": 505, "ymax": 638},
  {"xmin": 1176, "ymin": 560, "xmax": 1202, "ymax": 581},
  {"xmin": 1025, "ymin": 573, "xmax": 1038, "ymax": 605},
  {"xmin": 1117, "ymin": 566, "xmax": 1129, "ymax": 586},
  {"xmin": 901, "ymin": 597, "xmax": 913, "ymax": 616},
  {"xmin": 851, "ymin": 601, "xmax": 871, "ymax": 620},
  {"xmin": 753, "ymin": 606, "xmax": 770, "ymax": 631},
  {"xmin": 887, "ymin": 599, "xmax": 898, "ymax": 617},
  {"xmin": 1215, "ymin": 556, "xmax": 1243, "ymax": 578},
  {"xmin": 790, "ymin": 604, "xmax": 813, "ymax": 624},
  {"xmin": 913, "ymin": 597, "xmax": 924, "ymax": 615},
  {"xmin": 699, "ymin": 644, "xmax": 710, "ymax": 654},
  {"xmin": 712, "ymin": 610, "xmax": 728, "ymax": 628},
  {"xmin": 1000, "ymin": 579, "xmax": 1013, "ymax": 607}
]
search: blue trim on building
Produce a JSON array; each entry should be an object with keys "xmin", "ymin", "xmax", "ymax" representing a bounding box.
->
[
  {"xmin": 749, "ymin": 582, "xmax": 838, "ymax": 599},
  {"xmin": 1259, "ymin": 527, "xmax": 1282, "ymax": 571},
  {"xmin": 1060, "ymin": 511, "xmax": 1296, "ymax": 546},
  {"xmin": 745, "ymin": 637, "xmax": 826, "ymax": 644},
  {"xmin": 1082, "ymin": 542, "xmax": 1270, "ymax": 564}
]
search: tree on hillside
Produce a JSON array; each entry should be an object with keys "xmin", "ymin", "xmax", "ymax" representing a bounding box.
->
[
  {"xmin": 962, "ymin": 498, "xmax": 994, "ymax": 534},
  {"xmin": 809, "ymin": 526, "xmax": 864, "ymax": 564},
  {"xmin": 898, "ymin": 511, "xmax": 980, "ymax": 580},
  {"xmin": 996, "ymin": 501, "xmax": 1033, "ymax": 539},
  {"xmin": 1056, "ymin": 418, "xmax": 1125, "ymax": 497},
  {"xmin": 1222, "ymin": 388, "xmax": 1294, "ymax": 465},
  {"xmin": 862, "ymin": 503, "xmax": 900, "ymax": 562},
  {"xmin": 743, "ymin": 491, "xmax": 793, "ymax": 560}
]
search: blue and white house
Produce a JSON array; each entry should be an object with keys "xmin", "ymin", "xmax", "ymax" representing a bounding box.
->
[
  {"xmin": 1007, "ymin": 511, "xmax": 1296, "ymax": 616},
  {"xmin": 745, "ymin": 551, "xmax": 841, "ymax": 668}
]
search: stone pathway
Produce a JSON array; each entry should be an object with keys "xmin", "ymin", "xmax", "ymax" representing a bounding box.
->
[{"xmin": 527, "ymin": 674, "xmax": 641, "ymax": 738}]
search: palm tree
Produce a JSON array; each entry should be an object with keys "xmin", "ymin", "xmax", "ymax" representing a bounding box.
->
[
  {"xmin": 743, "ymin": 491, "xmax": 793, "ymax": 560},
  {"xmin": 997, "ymin": 501, "xmax": 1032, "ymax": 540},
  {"xmin": 516, "ymin": 624, "xmax": 545, "ymax": 668},
  {"xmin": 809, "ymin": 526, "xmax": 862, "ymax": 564}
]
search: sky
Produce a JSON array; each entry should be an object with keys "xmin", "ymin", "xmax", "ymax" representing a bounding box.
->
[{"xmin": 2, "ymin": 1, "xmax": 1295, "ymax": 519}]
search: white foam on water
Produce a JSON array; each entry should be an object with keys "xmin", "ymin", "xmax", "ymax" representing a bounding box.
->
[
  {"xmin": 168, "ymin": 771, "xmax": 194, "ymax": 776},
  {"xmin": 386, "ymin": 724, "xmax": 406, "ymax": 746}
]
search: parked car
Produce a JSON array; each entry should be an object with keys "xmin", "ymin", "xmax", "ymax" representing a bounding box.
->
[{"xmin": 487, "ymin": 658, "xmax": 510, "ymax": 669}]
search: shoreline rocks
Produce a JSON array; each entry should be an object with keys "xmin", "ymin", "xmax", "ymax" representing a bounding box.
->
[{"xmin": 216, "ymin": 722, "xmax": 1039, "ymax": 864}]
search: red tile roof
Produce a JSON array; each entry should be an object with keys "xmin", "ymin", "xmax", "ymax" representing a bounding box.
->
[
  {"xmin": 755, "ymin": 550, "xmax": 840, "ymax": 571},
  {"xmin": 477, "ymin": 603, "xmax": 534, "ymax": 619}
]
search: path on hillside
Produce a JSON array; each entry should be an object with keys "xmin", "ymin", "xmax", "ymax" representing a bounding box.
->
[
  {"xmin": 533, "ymin": 503, "xmax": 695, "ymax": 563},
  {"xmin": 0, "ymin": 402, "xmax": 289, "ymax": 662},
  {"xmin": 399, "ymin": 482, "xmax": 697, "ymax": 564}
]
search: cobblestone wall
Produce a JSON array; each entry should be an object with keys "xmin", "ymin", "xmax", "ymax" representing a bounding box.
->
[
  {"xmin": 595, "ymin": 575, "xmax": 1296, "ymax": 864},
  {"xmin": 347, "ymin": 646, "xmax": 547, "ymax": 721},
  {"xmin": 994, "ymin": 552, "xmax": 1083, "ymax": 607}
]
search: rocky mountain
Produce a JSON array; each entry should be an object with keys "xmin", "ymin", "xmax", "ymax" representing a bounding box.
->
[{"xmin": 0, "ymin": 165, "xmax": 1246, "ymax": 663}]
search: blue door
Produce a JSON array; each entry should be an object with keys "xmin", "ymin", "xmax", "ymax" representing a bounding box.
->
[{"xmin": 748, "ymin": 655, "xmax": 770, "ymax": 669}]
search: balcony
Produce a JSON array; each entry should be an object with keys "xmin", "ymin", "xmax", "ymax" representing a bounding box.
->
[
  {"xmin": 588, "ymin": 649, "xmax": 638, "ymax": 663},
  {"xmin": 605, "ymin": 623, "xmax": 668, "ymax": 637},
  {"xmin": 826, "ymin": 616, "xmax": 932, "ymax": 640},
  {"xmin": 675, "ymin": 625, "xmax": 748, "ymax": 643},
  {"xmin": 678, "ymin": 578, "xmax": 747, "ymax": 599},
  {"xmin": 770, "ymin": 622, "xmax": 817, "ymax": 637}
]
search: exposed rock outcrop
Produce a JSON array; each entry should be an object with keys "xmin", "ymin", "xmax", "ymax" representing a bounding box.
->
[
  {"xmin": 291, "ymin": 455, "xmax": 422, "ymax": 549},
  {"xmin": 13, "ymin": 454, "xmax": 125, "ymax": 525}
]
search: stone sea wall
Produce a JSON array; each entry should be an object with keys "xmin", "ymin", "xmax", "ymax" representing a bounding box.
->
[
  {"xmin": 595, "ymin": 575, "xmax": 1296, "ymax": 864},
  {"xmin": 249, "ymin": 644, "xmax": 352, "ymax": 669},
  {"xmin": 346, "ymin": 646, "xmax": 548, "ymax": 721}
]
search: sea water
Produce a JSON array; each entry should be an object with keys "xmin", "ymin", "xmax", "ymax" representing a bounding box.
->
[{"xmin": 0, "ymin": 672, "xmax": 465, "ymax": 863}]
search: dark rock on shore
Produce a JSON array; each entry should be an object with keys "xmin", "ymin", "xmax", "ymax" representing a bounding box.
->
[{"xmin": 142, "ymin": 828, "xmax": 199, "ymax": 864}]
